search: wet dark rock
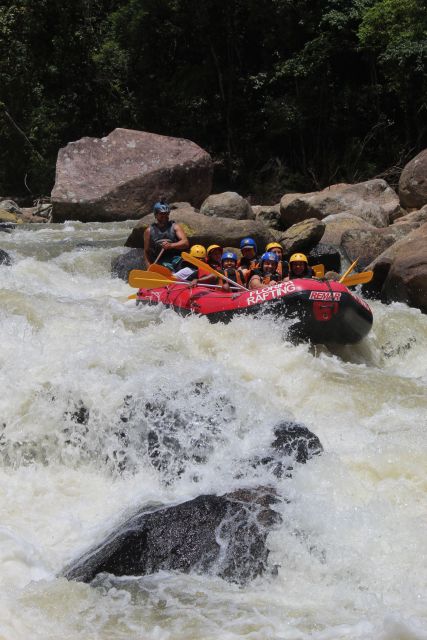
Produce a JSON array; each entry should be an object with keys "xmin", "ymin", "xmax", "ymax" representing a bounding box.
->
[
  {"xmin": 0, "ymin": 248, "xmax": 12, "ymax": 265},
  {"xmin": 111, "ymin": 248, "xmax": 145, "ymax": 281},
  {"xmin": 246, "ymin": 421, "xmax": 323, "ymax": 478},
  {"xmin": 62, "ymin": 487, "xmax": 281, "ymax": 585},
  {"xmin": 307, "ymin": 243, "xmax": 341, "ymax": 273}
]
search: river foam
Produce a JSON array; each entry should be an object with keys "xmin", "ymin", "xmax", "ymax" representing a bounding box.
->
[{"xmin": 0, "ymin": 222, "xmax": 426, "ymax": 639}]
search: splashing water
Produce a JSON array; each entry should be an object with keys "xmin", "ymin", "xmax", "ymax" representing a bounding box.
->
[{"xmin": 0, "ymin": 221, "xmax": 426, "ymax": 639}]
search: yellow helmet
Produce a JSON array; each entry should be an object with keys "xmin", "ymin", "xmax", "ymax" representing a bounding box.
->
[
  {"xmin": 190, "ymin": 244, "xmax": 207, "ymax": 259},
  {"xmin": 207, "ymin": 244, "xmax": 222, "ymax": 255},
  {"xmin": 289, "ymin": 252, "xmax": 308, "ymax": 264},
  {"xmin": 266, "ymin": 242, "xmax": 283, "ymax": 252}
]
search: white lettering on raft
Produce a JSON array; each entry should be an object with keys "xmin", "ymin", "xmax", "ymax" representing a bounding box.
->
[
  {"xmin": 246, "ymin": 281, "xmax": 296, "ymax": 306},
  {"xmin": 309, "ymin": 291, "xmax": 342, "ymax": 301}
]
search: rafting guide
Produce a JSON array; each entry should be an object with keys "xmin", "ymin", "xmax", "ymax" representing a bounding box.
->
[{"xmin": 143, "ymin": 201, "xmax": 190, "ymax": 271}]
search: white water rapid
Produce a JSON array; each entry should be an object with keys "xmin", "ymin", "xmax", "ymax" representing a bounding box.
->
[{"xmin": 1, "ymin": 221, "xmax": 426, "ymax": 640}]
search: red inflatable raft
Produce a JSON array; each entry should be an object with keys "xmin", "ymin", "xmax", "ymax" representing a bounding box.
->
[{"xmin": 135, "ymin": 278, "xmax": 373, "ymax": 344}]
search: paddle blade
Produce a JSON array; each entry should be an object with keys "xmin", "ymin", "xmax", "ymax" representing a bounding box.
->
[
  {"xmin": 341, "ymin": 271, "xmax": 373, "ymax": 287},
  {"xmin": 129, "ymin": 276, "xmax": 178, "ymax": 289},
  {"xmin": 128, "ymin": 269, "xmax": 169, "ymax": 287},
  {"xmin": 312, "ymin": 264, "xmax": 324, "ymax": 278},
  {"xmin": 148, "ymin": 264, "xmax": 175, "ymax": 278},
  {"xmin": 181, "ymin": 252, "xmax": 219, "ymax": 277}
]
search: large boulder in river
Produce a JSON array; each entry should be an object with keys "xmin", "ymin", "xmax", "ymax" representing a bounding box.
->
[
  {"xmin": 341, "ymin": 224, "xmax": 416, "ymax": 269},
  {"xmin": 51, "ymin": 129, "xmax": 213, "ymax": 223},
  {"xmin": 124, "ymin": 203, "xmax": 273, "ymax": 249},
  {"xmin": 321, "ymin": 212, "xmax": 375, "ymax": 247},
  {"xmin": 398, "ymin": 149, "xmax": 427, "ymax": 210},
  {"xmin": 252, "ymin": 203, "xmax": 282, "ymax": 230},
  {"xmin": 61, "ymin": 488, "xmax": 280, "ymax": 585},
  {"xmin": 391, "ymin": 204, "xmax": 427, "ymax": 229},
  {"xmin": 280, "ymin": 180, "xmax": 402, "ymax": 229},
  {"xmin": 276, "ymin": 218, "xmax": 325, "ymax": 255},
  {"xmin": 200, "ymin": 192, "xmax": 254, "ymax": 220},
  {"xmin": 365, "ymin": 222, "xmax": 427, "ymax": 313}
]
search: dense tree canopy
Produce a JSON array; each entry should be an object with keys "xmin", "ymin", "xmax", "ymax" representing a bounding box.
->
[{"xmin": 0, "ymin": 0, "xmax": 426, "ymax": 200}]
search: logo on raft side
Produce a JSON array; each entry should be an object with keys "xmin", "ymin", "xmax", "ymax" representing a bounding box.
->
[{"xmin": 246, "ymin": 281, "xmax": 296, "ymax": 306}]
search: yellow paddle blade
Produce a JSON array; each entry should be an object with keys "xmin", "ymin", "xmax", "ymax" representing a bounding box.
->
[
  {"xmin": 312, "ymin": 264, "xmax": 324, "ymax": 278},
  {"xmin": 128, "ymin": 269, "xmax": 168, "ymax": 287},
  {"xmin": 341, "ymin": 271, "xmax": 373, "ymax": 287},
  {"xmin": 129, "ymin": 276, "xmax": 180, "ymax": 289},
  {"xmin": 339, "ymin": 257, "xmax": 359, "ymax": 283},
  {"xmin": 129, "ymin": 269, "xmax": 179, "ymax": 288},
  {"xmin": 148, "ymin": 264, "xmax": 175, "ymax": 278}
]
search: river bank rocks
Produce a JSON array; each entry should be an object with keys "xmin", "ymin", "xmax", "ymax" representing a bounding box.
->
[
  {"xmin": 0, "ymin": 199, "xmax": 51, "ymax": 225},
  {"xmin": 398, "ymin": 149, "xmax": 427, "ymax": 210},
  {"xmin": 279, "ymin": 179, "xmax": 403, "ymax": 229},
  {"xmin": 200, "ymin": 191, "xmax": 254, "ymax": 219},
  {"xmin": 62, "ymin": 487, "xmax": 281, "ymax": 585},
  {"xmin": 51, "ymin": 128, "xmax": 213, "ymax": 223},
  {"xmin": 365, "ymin": 221, "xmax": 427, "ymax": 313}
]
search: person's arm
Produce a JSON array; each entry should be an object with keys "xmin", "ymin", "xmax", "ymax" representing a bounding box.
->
[
  {"xmin": 143, "ymin": 227, "xmax": 152, "ymax": 266},
  {"xmin": 159, "ymin": 223, "xmax": 189, "ymax": 251},
  {"xmin": 249, "ymin": 274, "xmax": 263, "ymax": 290}
]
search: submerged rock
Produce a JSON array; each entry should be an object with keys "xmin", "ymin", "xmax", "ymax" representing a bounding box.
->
[
  {"xmin": 245, "ymin": 421, "xmax": 323, "ymax": 478},
  {"xmin": 111, "ymin": 248, "xmax": 145, "ymax": 281},
  {"xmin": 62, "ymin": 487, "xmax": 280, "ymax": 585},
  {"xmin": 0, "ymin": 248, "xmax": 12, "ymax": 265}
]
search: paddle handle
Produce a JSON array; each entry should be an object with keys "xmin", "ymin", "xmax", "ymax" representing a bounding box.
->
[
  {"xmin": 339, "ymin": 258, "xmax": 359, "ymax": 283},
  {"xmin": 153, "ymin": 248, "xmax": 165, "ymax": 265}
]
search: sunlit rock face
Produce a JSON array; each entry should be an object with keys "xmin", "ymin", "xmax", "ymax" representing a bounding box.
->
[
  {"xmin": 52, "ymin": 128, "xmax": 213, "ymax": 222},
  {"xmin": 399, "ymin": 148, "xmax": 427, "ymax": 210}
]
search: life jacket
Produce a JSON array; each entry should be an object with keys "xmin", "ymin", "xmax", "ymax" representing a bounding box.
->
[
  {"xmin": 238, "ymin": 256, "xmax": 259, "ymax": 271},
  {"xmin": 221, "ymin": 267, "xmax": 246, "ymax": 287},
  {"xmin": 248, "ymin": 268, "xmax": 280, "ymax": 287},
  {"xmin": 148, "ymin": 220, "xmax": 179, "ymax": 262}
]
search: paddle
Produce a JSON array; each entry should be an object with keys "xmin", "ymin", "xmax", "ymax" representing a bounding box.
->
[
  {"xmin": 130, "ymin": 275, "xmax": 183, "ymax": 289},
  {"xmin": 341, "ymin": 271, "xmax": 373, "ymax": 287},
  {"xmin": 311, "ymin": 264, "xmax": 324, "ymax": 278},
  {"xmin": 129, "ymin": 269, "xmax": 167, "ymax": 288},
  {"xmin": 148, "ymin": 263, "xmax": 175, "ymax": 278},
  {"xmin": 339, "ymin": 258, "xmax": 359, "ymax": 283},
  {"xmin": 129, "ymin": 273, "xmax": 239, "ymax": 292},
  {"xmin": 181, "ymin": 251, "xmax": 249, "ymax": 291}
]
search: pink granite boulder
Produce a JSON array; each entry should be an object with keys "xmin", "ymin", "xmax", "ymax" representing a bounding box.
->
[{"xmin": 51, "ymin": 129, "xmax": 213, "ymax": 222}]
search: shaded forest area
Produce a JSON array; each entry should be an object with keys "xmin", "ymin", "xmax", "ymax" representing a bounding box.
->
[{"xmin": 0, "ymin": 0, "xmax": 426, "ymax": 202}]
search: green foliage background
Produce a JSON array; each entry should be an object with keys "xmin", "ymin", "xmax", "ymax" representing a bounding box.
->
[{"xmin": 0, "ymin": 0, "xmax": 426, "ymax": 200}]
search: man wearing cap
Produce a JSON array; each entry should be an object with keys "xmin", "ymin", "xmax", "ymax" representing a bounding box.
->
[{"xmin": 144, "ymin": 201, "xmax": 189, "ymax": 271}]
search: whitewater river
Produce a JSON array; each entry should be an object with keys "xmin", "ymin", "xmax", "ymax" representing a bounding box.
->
[{"xmin": 0, "ymin": 221, "xmax": 426, "ymax": 640}]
